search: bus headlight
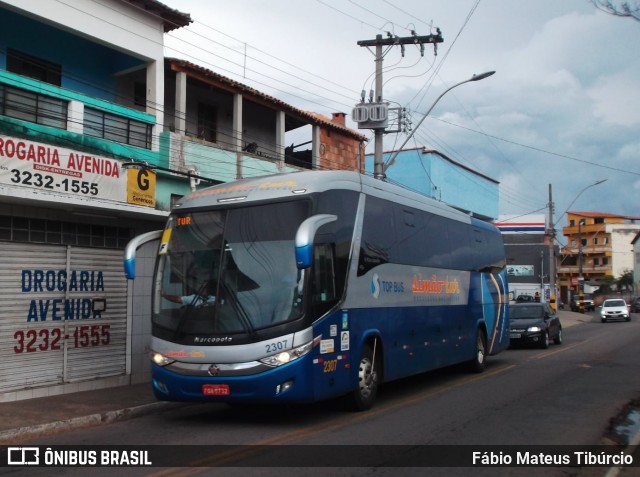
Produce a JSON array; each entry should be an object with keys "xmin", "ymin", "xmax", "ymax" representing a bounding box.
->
[
  {"xmin": 151, "ymin": 351, "xmax": 175, "ymax": 367},
  {"xmin": 260, "ymin": 341, "xmax": 312, "ymax": 367}
]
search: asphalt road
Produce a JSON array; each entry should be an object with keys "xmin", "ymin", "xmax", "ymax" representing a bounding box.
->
[{"xmin": 5, "ymin": 311, "xmax": 640, "ymax": 477}]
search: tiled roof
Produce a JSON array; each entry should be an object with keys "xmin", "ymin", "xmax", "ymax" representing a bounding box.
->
[
  {"xmin": 569, "ymin": 211, "xmax": 640, "ymax": 220},
  {"xmin": 167, "ymin": 58, "xmax": 366, "ymax": 141},
  {"xmin": 123, "ymin": 0, "xmax": 192, "ymax": 32}
]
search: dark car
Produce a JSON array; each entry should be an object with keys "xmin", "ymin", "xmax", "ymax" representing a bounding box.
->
[
  {"xmin": 515, "ymin": 294, "xmax": 534, "ymax": 303},
  {"xmin": 570, "ymin": 293, "xmax": 595, "ymax": 312},
  {"xmin": 630, "ymin": 297, "xmax": 640, "ymax": 313},
  {"xmin": 509, "ymin": 302, "xmax": 562, "ymax": 349}
]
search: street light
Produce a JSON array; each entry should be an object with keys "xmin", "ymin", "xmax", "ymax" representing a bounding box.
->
[
  {"xmin": 375, "ymin": 71, "xmax": 496, "ymax": 179},
  {"xmin": 555, "ymin": 179, "xmax": 607, "ymax": 311}
]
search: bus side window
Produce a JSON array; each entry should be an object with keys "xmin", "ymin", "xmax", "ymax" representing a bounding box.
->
[{"xmin": 312, "ymin": 242, "xmax": 336, "ymax": 304}]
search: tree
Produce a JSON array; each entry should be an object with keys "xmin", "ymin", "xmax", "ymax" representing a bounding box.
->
[
  {"xmin": 597, "ymin": 275, "xmax": 616, "ymax": 295},
  {"xmin": 592, "ymin": 1, "xmax": 640, "ymax": 21},
  {"xmin": 616, "ymin": 269, "xmax": 634, "ymax": 292}
]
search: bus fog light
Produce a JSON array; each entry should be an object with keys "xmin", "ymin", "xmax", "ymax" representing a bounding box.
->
[
  {"xmin": 276, "ymin": 380, "xmax": 294, "ymax": 395},
  {"xmin": 153, "ymin": 379, "xmax": 169, "ymax": 394}
]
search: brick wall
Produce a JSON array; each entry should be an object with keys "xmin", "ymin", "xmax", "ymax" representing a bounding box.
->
[{"xmin": 317, "ymin": 113, "xmax": 365, "ymax": 172}]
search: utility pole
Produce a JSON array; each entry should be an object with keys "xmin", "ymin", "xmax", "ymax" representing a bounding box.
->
[
  {"xmin": 548, "ymin": 184, "xmax": 556, "ymax": 305},
  {"xmin": 356, "ymin": 31, "xmax": 444, "ymax": 179},
  {"xmin": 578, "ymin": 219, "xmax": 585, "ymax": 312}
]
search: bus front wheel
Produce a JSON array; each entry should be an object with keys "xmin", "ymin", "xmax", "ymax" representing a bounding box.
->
[
  {"xmin": 349, "ymin": 344, "xmax": 379, "ymax": 411},
  {"xmin": 468, "ymin": 330, "xmax": 487, "ymax": 373}
]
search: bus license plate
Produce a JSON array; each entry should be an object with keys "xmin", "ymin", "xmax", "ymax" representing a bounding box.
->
[{"xmin": 202, "ymin": 384, "xmax": 230, "ymax": 396}]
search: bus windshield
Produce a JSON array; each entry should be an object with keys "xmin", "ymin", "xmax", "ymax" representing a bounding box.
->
[{"xmin": 154, "ymin": 200, "xmax": 310, "ymax": 339}]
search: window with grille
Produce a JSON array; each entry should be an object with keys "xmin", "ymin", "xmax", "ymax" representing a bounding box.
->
[
  {"xmin": 7, "ymin": 49, "xmax": 61, "ymax": 86},
  {"xmin": 84, "ymin": 107, "xmax": 152, "ymax": 149},
  {"xmin": 0, "ymin": 84, "xmax": 67, "ymax": 129},
  {"xmin": 0, "ymin": 215, "xmax": 132, "ymax": 248}
]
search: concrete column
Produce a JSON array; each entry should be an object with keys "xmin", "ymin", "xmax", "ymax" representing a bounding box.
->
[
  {"xmin": 67, "ymin": 101, "xmax": 84, "ymax": 134},
  {"xmin": 233, "ymin": 93, "xmax": 243, "ymax": 179},
  {"xmin": 275, "ymin": 110, "xmax": 286, "ymax": 172},
  {"xmin": 146, "ymin": 60, "xmax": 164, "ymax": 152},
  {"xmin": 175, "ymin": 71, "xmax": 187, "ymax": 135}
]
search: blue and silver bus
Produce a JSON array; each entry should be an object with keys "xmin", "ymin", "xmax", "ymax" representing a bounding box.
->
[{"xmin": 125, "ymin": 170, "xmax": 509, "ymax": 410}]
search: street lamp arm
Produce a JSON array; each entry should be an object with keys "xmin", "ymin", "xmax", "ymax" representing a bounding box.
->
[
  {"xmin": 382, "ymin": 71, "xmax": 495, "ymax": 173},
  {"xmin": 555, "ymin": 179, "xmax": 607, "ymax": 225}
]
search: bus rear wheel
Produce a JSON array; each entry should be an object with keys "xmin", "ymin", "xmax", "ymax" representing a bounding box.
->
[{"xmin": 349, "ymin": 344, "xmax": 379, "ymax": 411}]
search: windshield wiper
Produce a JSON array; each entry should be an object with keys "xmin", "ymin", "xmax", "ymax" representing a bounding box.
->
[
  {"xmin": 220, "ymin": 279, "xmax": 258, "ymax": 341},
  {"xmin": 171, "ymin": 279, "xmax": 212, "ymax": 341}
]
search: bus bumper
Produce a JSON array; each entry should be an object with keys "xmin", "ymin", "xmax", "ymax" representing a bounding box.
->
[{"xmin": 151, "ymin": 358, "xmax": 315, "ymax": 403}]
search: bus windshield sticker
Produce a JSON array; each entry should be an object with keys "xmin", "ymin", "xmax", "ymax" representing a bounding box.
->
[{"xmin": 158, "ymin": 228, "xmax": 172, "ymax": 255}]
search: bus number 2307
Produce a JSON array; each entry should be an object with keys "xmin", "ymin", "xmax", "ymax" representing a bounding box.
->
[{"xmin": 265, "ymin": 340, "xmax": 288, "ymax": 354}]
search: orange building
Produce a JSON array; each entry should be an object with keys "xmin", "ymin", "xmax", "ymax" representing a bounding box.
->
[{"xmin": 557, "ymin": 211, "xmax": 640, "ymax": 304}]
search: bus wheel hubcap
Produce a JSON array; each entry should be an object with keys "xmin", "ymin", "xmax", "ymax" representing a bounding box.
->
[{"xmin": 359, "ymin": 358, "xmax": 375, "ymax": 397}]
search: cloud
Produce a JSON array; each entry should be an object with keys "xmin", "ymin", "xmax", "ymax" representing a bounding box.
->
[
  {"xmin": 163, "ymin": 0, "xmax": 640, "ymax": 219},
  {"xmin": 588, "ymin": 71, "xmax": 640, "ymax": 126}
]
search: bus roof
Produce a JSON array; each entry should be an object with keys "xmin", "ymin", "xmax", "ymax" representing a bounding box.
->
[{"xmin": 175, "ymin": 170, "xmax": 475, "ymax": 225}]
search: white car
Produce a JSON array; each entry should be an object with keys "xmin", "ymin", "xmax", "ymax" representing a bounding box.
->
[{"xmin": 600, "ymin": 298, "xmax": 630, "ymax": 322}]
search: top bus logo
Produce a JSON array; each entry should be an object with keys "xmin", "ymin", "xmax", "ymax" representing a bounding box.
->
[
  {"xmin": 371, "ymin": 273, "xmax": 405, "ymax": 299},
  {"xmin": 371, "ymin": 273, "xmax": 381, "ymax": 299}
]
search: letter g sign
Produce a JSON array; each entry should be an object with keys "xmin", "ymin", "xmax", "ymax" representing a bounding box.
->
[{"xmin": 137, "ymin": 169, "xmax": 150, "ymax": 191}]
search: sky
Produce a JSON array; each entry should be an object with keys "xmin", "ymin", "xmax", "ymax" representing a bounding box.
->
[{"xmin": 160, "ymin": 0, "xmax": 640, "ymax": 227}]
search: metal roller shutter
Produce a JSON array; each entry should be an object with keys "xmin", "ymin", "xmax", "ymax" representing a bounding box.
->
[{"xmin": 0, "ymin": 242, "xmax": 128, "ymax": 392}]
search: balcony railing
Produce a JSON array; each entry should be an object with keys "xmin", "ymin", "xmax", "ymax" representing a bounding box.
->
[{"xmin": 557, "ymin": 265, "xmax": 611, "ymax": 274}]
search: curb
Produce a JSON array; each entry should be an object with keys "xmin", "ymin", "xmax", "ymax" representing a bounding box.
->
[
  {"xmin": 0, "ymin": 401, "xmax": 183, "ymax": 444},
  {"xmin": 604, "ymin": 430, "xmax": 640, "ymax": 477}
]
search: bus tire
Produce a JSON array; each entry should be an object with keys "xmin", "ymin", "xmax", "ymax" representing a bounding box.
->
[
  {"xmin": 349, "ymin": 344, "xmax": 379, "ymax": 412},
  {"xmin": 468, "ymin": 330, "xmax": 487, "ymax": 373}
]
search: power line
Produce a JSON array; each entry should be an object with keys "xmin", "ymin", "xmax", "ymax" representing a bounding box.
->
[{"xmin": 430, "ymin": 116, "xmax": 640, "ymax": 177}]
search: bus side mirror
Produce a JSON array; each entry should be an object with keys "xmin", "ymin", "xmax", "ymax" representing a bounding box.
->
[
  {"xmin": 123, "ymin": 230, "xmax": 163, "ymax": 279},
  {"xmin": 295, "ymin": 214, "xmax": 337, "ymax": 269}
]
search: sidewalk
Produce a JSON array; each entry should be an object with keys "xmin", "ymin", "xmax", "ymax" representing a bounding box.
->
[
  {"xmin": 0, "ymin": 310, "xmax": 592, "ymax": 444},
  {"xmin": 0, "ymin": 382, "xmax": 182, "ymax": 444}
]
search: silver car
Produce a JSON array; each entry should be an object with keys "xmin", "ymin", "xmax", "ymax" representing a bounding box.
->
[{"xmin": 600, "ymin": 299, "xmax": 630, "ymax": 322}]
